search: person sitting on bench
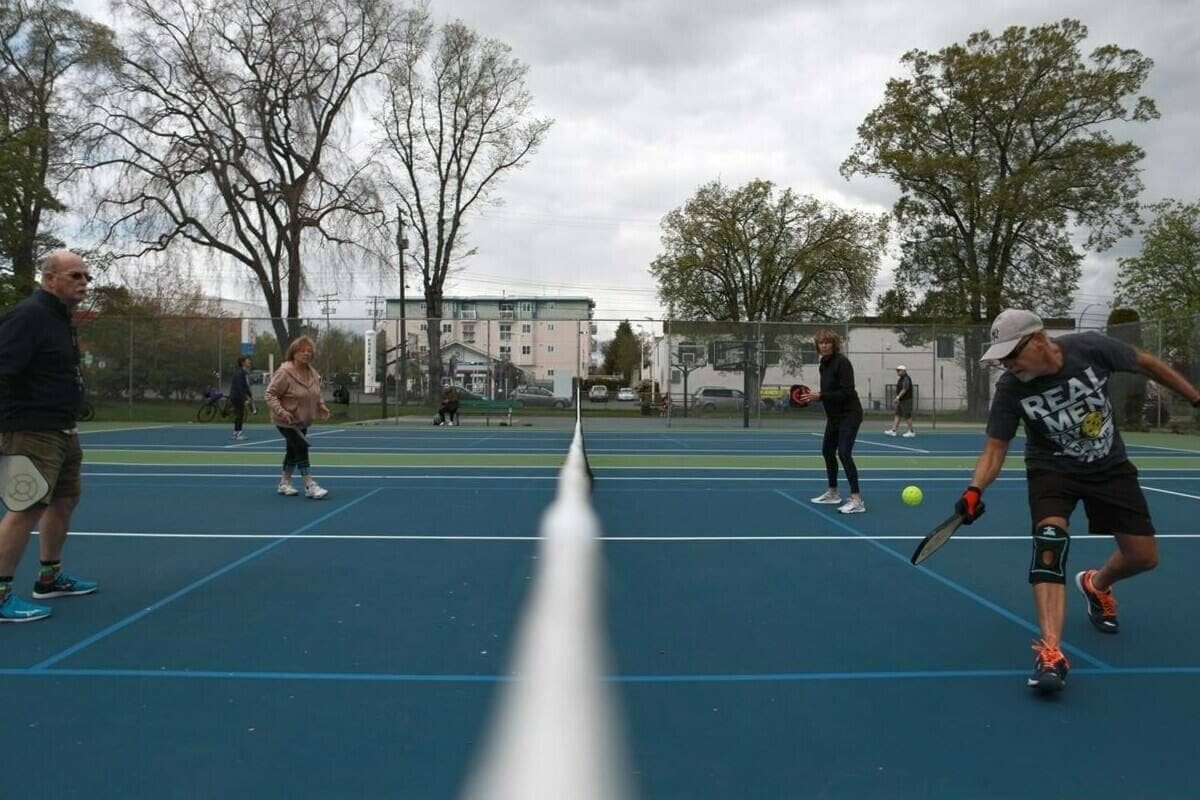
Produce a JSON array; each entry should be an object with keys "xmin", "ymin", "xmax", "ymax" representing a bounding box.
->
[{"xmin": 436, "ymin": 385, "xmax": 460, "ymax": 426}]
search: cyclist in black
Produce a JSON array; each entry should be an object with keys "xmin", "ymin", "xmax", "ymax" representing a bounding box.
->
[{"xmin": 229, "ymin": 355, "xmax": 253, "ymax": 440}]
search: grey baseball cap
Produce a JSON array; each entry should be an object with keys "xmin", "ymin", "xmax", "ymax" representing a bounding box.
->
[{"xmin": 981, "ymin": 309, "xmax": 1044, "ymax": 362}]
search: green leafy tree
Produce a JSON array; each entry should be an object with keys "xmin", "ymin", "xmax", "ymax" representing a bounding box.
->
[
  {"xmin": 651, "ymin": 179, "xmax": 884, "ymax": 322},
  {"xmin": 0, "ymin": 0, "xmax": 118, "ymax": 292},
  {"xmin": 842, "ymin": 19, "xmax": 1157, "ymax": 412},
  {"xmin": 601, "ymin": 321, "xmax": 641, "ymax": 382},
  {"xmin": 1113, "ymin": 198, "xmax": 1200, "ymax": 365}
]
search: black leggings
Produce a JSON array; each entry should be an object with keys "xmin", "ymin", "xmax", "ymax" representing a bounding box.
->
[
  {"xmin": 277, "ymin": 426, "xmax": 311, "ymax": 474},
  {"xmin": 822, "ymin": 411, "xmax": 863, "ymax": 494},
  {"xmin": 438, "ymin": 404, "xmax": 459, "ymax": 424},
  {"xmin": 232, "ymin": 398, "xmax": 247, "ymax": 432}
]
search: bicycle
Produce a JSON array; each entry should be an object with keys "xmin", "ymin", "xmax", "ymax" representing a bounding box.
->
[{"xmin": 197, "ymin": 388, "xmax": 233, "ymax": 422}]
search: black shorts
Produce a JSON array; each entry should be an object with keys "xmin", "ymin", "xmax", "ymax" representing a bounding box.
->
[
  {"xmin": 896, "ymin": 399, "xmax": 913, "ymax": 419},
  {"xmin": 1026, "ymin": 461, "xmax": 1155, "ymax": 535}
]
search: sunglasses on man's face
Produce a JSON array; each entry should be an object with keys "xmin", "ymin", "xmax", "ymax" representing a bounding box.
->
[
  {"xmin": 1001, "ymin": 334, "xmax": 1032, "ymax": 363},
  {"xmin": 58, "ymin": 270, "xmax": 92, "ymax": 283}
]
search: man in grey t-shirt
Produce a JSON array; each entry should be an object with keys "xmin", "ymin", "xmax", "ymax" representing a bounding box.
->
[{"xmin": 954, "ymin": 309, "xmax": 1200, "ymax": 693}]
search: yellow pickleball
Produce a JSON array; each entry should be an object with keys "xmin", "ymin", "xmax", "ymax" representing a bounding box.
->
[{"xmin": 902, "ymin": 485, "xmax": 924, "ymax": 507}]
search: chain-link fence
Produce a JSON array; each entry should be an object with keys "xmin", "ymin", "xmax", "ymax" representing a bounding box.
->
[{"xmin": 73, "ymin": 312, "xmax": 1200, "ymax": 432}]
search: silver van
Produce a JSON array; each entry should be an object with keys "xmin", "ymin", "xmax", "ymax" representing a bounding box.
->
[{"xmin": 691, "ymin": 387, "xmax": 745, "ymax": 411}]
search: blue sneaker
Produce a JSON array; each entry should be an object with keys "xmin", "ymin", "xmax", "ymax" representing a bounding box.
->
[
  {"xmin": 0, "ymin": 592, "xmax": 52, "ymax": 622},
  {"xmin": 32, "ymin": 572, "xmax": 99, "ymax": 599}
]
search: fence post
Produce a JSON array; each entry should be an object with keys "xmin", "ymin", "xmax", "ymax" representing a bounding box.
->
[
  {"xmin": 930, "ymin": 321, "xmax": 937, "ymax": 430},
  {"xmin": 128, "ymin": 317, "xmax": 134, "ymax": 420}
]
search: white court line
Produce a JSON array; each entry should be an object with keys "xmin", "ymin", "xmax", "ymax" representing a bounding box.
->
[
  {"xmin": 1127, "ymin": 443, "xmax": 1200, "ymax": 454},
  {"xmin": 1142, "ymin": 485, "xmax": 1200, "ymax": 501},
  {"xmin": 225, "ymin": 428, "xmax": 347, "ymax": 450},
  {"xmin": 807, "ymin": 431, "xmax": 929, "ymax": 454},
  {"xmin": 77, "ymin": 424, "xmax": 174, "ymax": 435},
  {"xmin": 49, "ymin": 531, "xmax": 1200, "ymax": 541}
]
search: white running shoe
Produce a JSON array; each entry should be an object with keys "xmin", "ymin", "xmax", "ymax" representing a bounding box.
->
[
  {"xmin": 278, "ymin": 482, "xmax": 299, "ymax": 496},
  {"xmin": 884, "ymin": 429, "xmax": 897, "ymax": 436},
  {"xmin": 902, "ymin": 431, "xmax": 916, "ymax": 438},
  {"xmin": 811, "ymin": 490, "xmax": 842, "ymax": 504},
  {"xmin": 233, "ymin": 431, "xmax": 245, "ymax": 440},
  {"xmin": 304, "ymin": 482, "xmax": 329, "ymax": 500},
  {"xmin": 837, "ymin": 499, "xmax": 866, "ymax": 514}
]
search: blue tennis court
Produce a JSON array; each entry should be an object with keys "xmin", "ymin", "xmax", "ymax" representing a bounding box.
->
[{"xmin": 3, "ymin": 422, "xmax": 1199, "ymax": 798}]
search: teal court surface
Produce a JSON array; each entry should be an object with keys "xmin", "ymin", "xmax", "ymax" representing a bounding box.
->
[{"xmin": 3, "ymin": 420, "xmax": 1200, "ymax": 798}]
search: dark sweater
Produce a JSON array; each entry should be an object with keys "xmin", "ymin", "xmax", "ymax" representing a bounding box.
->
[
  {"xmin": 818, "ymin": 352, "xmax": 862, "ymax": 417},
  {"xmin": 0, "ymin": 289, "xmax": 82, "ymax": 431}
]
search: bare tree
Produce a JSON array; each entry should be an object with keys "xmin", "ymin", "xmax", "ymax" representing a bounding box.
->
[
  {"xmin": 0, "ymin": 0, "xmax": 117, "ymax": 293},
  {"xmin": 83, "ymin": 0, "xmax": 410, "ymax": 346},
  {"xmin": 376, "ymin": 9, "xmax": 552, "ymax": 393}
]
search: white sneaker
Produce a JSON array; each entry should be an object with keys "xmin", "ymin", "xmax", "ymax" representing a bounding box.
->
[
  {"xmin": 304, "ymin": 482, "xmax": 328, "ymax": 500},
  {"xmin": 233, "ymin": 431, "xmax": 245, "ymax": 440},
  {"xmin": 811, "ymin": 490, "xmax": 842, "ymax": 504},
  {"xmin": 837, "ymin": 499, "xmax": 866, "ymax": 514},
  {"xmin": 277, "ymin": 482, "xmax": 299, "ymax": 496},
  {"xmin": 884, "ymin": 429, "xmax": 897, "ymax": 436},
  {"xmin": 902, "ymin": 431, "xmax": 916, "ymax": 438}
]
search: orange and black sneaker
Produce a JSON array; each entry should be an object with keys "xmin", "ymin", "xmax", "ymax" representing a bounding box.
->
[
  {"xmin": 1075, "ymin": 569, "xmax": 1119, "ymax": 633},
  {"xmin": 1027, "ymin": 640, "xmax": 1069, "ymax": 693}
]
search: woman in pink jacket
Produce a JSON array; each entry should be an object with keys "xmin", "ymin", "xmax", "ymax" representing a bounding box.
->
[{"xmin": 265, "ymin": 336, "xmax": 331, "ymax": 499}]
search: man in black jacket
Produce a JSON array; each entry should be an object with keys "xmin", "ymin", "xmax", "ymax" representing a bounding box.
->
[{"xmin": 0, "ymin": 250, "xmax": 98, "ymax": 623}]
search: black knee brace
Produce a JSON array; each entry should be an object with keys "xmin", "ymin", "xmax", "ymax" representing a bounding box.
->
[{"xmin": 1029, "ymin": 524, "xmax": 1070, "ymax": 584}]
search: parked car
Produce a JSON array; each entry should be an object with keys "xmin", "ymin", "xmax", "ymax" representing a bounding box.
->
[
  {"xmin": 617, "ymin": 387, "xmax": 638, "ymax": 402},
  {"xmin": 510, "ymin": 385, "xmax": 571, "ymax": 408},
  {"xmin": 691, "ymin": 386, "xmax": 745, "ymax": 412},
  {"xmin": 588, "ymin": 385, "xmax": 609, "ymax": 402},
  {"xmin": 451, "ymin": 385, "xmax": 486, "ymax": 402}
]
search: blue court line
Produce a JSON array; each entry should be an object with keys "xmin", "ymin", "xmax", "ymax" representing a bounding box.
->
[
  {"xmin": 774, "ymin": 489, "xmax": 1114, "ymax": 671},
  {"xmin": 1, "ymin": 666, "xmax": 1196, "ymax": 683},
  {"xmin": 28, "ymin": 488, "xmax": 385, "ymax": 671}
]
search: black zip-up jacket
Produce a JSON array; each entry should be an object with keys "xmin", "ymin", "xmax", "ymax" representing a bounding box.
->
[
  {"xmin": 818, "ymin": 352, "xmax": 862, "ymax": 417},
  {"xmin": 230, "ymin": 367, "xmax": 251, "ymax": 402},
  {"xmin": 0, "ymin": 289, "xmax": 82, "ymax": 431}
]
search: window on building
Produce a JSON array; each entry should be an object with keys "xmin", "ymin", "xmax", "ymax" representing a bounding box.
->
[
  {"xmin": 419, "ymin": 322, "xmax": 426, "ymax": 331},
  {"xmin": 441, "ymin": 323, "xmax": 452, "ymax": 334},
  {"xmin": 463, "ymin": 323, "xmax": 475, "ymax": 343},
  {"xmin": 937, "ymin": 335, "xmax": 955, "ymax": 359},
  {"xmin": 547, "ymin": 345, "xmax": 555, "ymax": 353},
  {"xmin": 499, "ymin": 301, "xmax": 514, "ymax": 319},
  {"xmin": 547, "ymin": 323, "xmax": 555, "ymax": 331},
  {"xmin": 520, "ymin": 302, "xmax": 533, "ymax": 313},
  {"xmin": 522, "ymin": 323, "xmax": 531, "ymax": 333},
  {"xmin": 547, "ymin": 369, "xmax": 555, "ymax": 376},
  {"xmin": 499, "ymin": 345, "xmax": 511, "ymax": 359},
  {"xmin": 521, "ymin": 345, "xmax": 531, "ymax": 355},
  {"xmin": 500, "ymin": 323, "xmax": 512, "ymax": 341}
]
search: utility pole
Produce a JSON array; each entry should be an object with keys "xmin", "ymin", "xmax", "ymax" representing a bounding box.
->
[
  {"xmin": 397, "ymin": 205, "xmax": 408, "ymax": 407},
  {"xmin": 366, "ymin": 296, "xmax": 384, "ymax": 327},
  {"xmin": 318, "ymin": 291, "xmax": 337, "ymax": 377}
]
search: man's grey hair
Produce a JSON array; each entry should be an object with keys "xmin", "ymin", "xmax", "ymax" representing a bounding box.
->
[{"xmin": 40, "ymin": 250, "xmax": 80, "ymax": 274}]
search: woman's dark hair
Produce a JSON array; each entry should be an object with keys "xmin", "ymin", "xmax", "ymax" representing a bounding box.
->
[
  {"xmin": 814, "ymin": 328, "xmax": 841, "ymax": 355},
  {"xmin": 237, "ymin": 355, "xmax": 252, "ymax": 368}
]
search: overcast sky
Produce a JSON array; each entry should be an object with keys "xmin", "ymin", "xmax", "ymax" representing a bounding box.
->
[{"xmin": 74, "ymin": 0, "xmax": 1199, "ymax": 327}]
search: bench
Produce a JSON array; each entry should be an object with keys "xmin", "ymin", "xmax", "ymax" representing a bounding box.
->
[{"xmin": 454, "ymin": 399, "xmax": 524, "ymax": 425}]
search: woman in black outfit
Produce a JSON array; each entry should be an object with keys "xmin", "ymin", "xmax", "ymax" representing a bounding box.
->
[{"xmin": 800, "ymin": 329, "xmax": 865, "ymax": 514}]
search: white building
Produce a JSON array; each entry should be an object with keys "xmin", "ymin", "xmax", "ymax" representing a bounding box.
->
[
  {"xmin": 384, "ymin": 296, "xmax": 596, "ymax": 392},
  {"xmin": 655, "ymin": 319, "xmax": 1077, "ymax": 413}
]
